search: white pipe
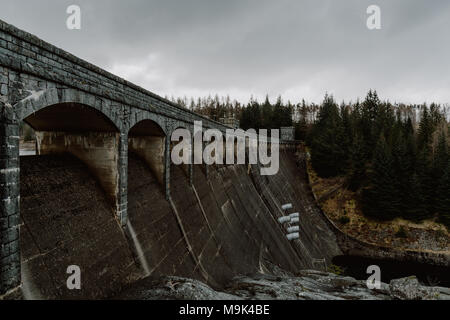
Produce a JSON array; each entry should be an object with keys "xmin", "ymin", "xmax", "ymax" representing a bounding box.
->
[
  {"xmin": 278, "ymin": 216, "xmax": 291, "ymax": 224},
  {"xmin": 289, "ymin": 212, "xmax": 299, "ymax": 218},
  {"xmin": 286, "ymin": 232, "xmax": 300, "ymax": 241}
]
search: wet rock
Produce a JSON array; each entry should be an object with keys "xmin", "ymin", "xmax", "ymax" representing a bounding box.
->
[
  {"xmin": 389, "ymin": 276, "xmax": 439, "ymax": 300},
  {"xmin": 118, "ymin": 271, "xmax": 449, "ymax": 300},
  {"xmin": 434, "ymin": 287, "xmax": 450, "ymax": 300},
  {"xmin": 117, "ymin": 276, "xmax": 240, "ymax": 300}
]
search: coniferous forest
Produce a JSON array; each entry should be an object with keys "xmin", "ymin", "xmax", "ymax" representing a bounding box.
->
[
  {"xmin": 308, "ymin": 91, "xmax": 449, "ymax": 227},
  {"xmin": 171, "ymin": 90, "xmax": 450, "ymax": 228}
]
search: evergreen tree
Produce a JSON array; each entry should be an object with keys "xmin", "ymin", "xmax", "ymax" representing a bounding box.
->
[
  {"xmin": 436, "ymin": 160, "xmax": 450, "ymax": 227},
  {"xmin": 340, "ymin": 104, "xmax": 353, "ymax": 171},
  {"xmin": 418, "ymin": 106, "xmax": 434, "ymax": 151},
  {"xmin": 261, "ymin": 95, "xmax": 273, "ymax": 129},
  {"xmin": 403, "ymin": 173, "xmax": 428, "ymax": 222},
  {"xmin": 430, "ymin": 133, "xmax": 449, "ymax": 214},
  {"xmin": 295, "ymin": 100, "xmax": 309, "ymax": 140},
  {"xmin": 359, "ymin": 90, "xmax": 381, "ymax": 161},
  {"xmin": 347, "ymin": 134, "xmax": 367, "ymax": 191},
  {"xmin": 416, "ymin": 147, "xmax": 434, "ymax": 219},
  {"xmin": 362, "ymin": 135, "xmax": 400, "ymax": 220},
  {"xmin": 310, "ymin": 94, "xmax": 345, "ymax": 177}
]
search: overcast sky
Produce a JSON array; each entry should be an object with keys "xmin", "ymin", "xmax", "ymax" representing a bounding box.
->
[{"xmin": 1, "ymin": 0, "xmax": 449, "ymax": 105}]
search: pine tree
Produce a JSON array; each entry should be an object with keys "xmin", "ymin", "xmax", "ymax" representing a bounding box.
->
[
  {"xmin": 310, "ymin": 94, "xmax": 345, "ymax": 177},
  {"xmin": 347, "ymin": 134, "xmax": 367, "ymax": 191},
  {"xmin": 362, "ymin": 135, "xmax": 400, "ymax": 220},
  {"xmin": 436, "ymin": 160, "xmax": 450, "ymax": 227},
  {"xmin": 403, "ymin": 173, "xmax": 428, "ymax": 222},
  {"xmin": 360, "ymin": 90, "xmax": 381, "ymax": 160},
  {"xmin": 295, "ymin": 100, "xmax": 309, "ymax": 140},
  {"xmin": 391, "ymin": 130, "xmax": 410, "ymax": 217},
  {"xmin": 418, "ymin": 106, "xmax": 434, "ymax": 151},
  {"xmin": 416, "ymin": 147, "xmax": 434, "ymax": 219},
  {"xmin": 430, "ymin": 133, "xmax": 449, "ymax": 212},
  {"xmin": 261, "ymin": 95, "xmax": 273, "ymax": 129},
  {"xmin": 340, "ymin": 104, "xmax": 353, "ymax": 171}
]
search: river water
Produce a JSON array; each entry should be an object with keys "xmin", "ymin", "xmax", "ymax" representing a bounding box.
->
[{"xmin": 333, "ymin": 255, "xmax": 450, "ymax": 287}]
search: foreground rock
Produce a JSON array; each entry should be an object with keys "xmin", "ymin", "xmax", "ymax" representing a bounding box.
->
[
  {"xmin": 389, "ymin": 276, "xmax": 445, "ymax": 300},
  {"xmin": 117, "ymin": 270, "xmax": 450, "ymax": 300}
]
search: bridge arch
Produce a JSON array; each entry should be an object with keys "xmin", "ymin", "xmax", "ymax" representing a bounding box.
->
[
  {"xmin": 13, "ymin": 89, "xmax": 137, "ymax": 299},
  {"xmin": 128, "ymin": 119, "xmax": 167, "ymax": 188},
  {"xmin": 14, "ymin": 88, "xmax": 123, "ymax": 130},
  {"xmin": 127, "ymin": 111, "xmax": 167, "ymax": 136},
  {"xmin": 18, "ymin": 96, "xmax": 122, "ymax": 205}
]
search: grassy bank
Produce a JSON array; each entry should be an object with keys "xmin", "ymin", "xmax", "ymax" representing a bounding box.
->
[{"xmin": 305, "ymin": 148, "xmax": 449, "ymax": 253}]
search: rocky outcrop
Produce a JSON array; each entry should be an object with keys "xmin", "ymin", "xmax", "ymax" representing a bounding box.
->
[
  {"xmin": 389, "ymin": 276, "xmax": 442, "ymax": 300},
  {"xmin": 118, "ymin": 271, "xmax": 450, "ymax": 300}
]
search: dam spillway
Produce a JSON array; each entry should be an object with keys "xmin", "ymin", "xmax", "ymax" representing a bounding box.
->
[{"xmin": 18, "ymin": 149, "xmax": 341, "ymax": 299}]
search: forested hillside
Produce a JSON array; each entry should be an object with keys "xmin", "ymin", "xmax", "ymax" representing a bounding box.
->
[
  {"xmin": 308, "ymin": 91, "xmax": 449, "ymax": 227},
  {"xmin": 171, "ymin": 91, "xmax": 450, "ymax": 228}
]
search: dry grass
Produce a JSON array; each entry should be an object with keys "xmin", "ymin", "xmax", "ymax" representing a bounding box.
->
[{"xmin": 305, "ymin": 150, "xmax": 449, "ymax": 252}]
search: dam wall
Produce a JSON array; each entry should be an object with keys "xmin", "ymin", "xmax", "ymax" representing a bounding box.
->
[{"xmin": 17, "ymin": 147, "xmax": 341, "ymax": 299}]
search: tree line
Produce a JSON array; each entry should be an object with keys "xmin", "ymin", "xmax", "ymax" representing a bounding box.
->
[
  {"xmin": 167, "ymin": 94, "xmax": 293, "ymax": 130},
  {"xmin": 308, "ymin": 91, "xmax": 449, "ymax": 227},
  {"xmin": 171, "ymin": 91, "xmax": 449, "ymax": 227}
]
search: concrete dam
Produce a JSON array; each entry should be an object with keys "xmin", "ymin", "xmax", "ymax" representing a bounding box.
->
[
  {"xmin": 0, "ymin": 20, "xmax": 341, "ymax": 299},
  {"xmin": 19, "ymin": 150, "xmax": 341, "ymax": 299}
]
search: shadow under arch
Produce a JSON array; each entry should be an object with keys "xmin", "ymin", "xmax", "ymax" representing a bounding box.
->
[
  {"xmin": 20, "ymin": 99, "xmax": 122, "ymax": 205},
  {"xmin": 24, "ymin": 102, "xmax": 120, "ymax": 133},
  {"xmin": 17, "ymin": 97, "xmax": 137, "ymax": 299},
  {"xmin": 128, "ymin": 119, "xmax": 167, "ymax": 187}
]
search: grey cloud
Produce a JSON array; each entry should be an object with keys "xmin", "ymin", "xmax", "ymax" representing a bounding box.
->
[{"xmin": 0, "ymin": 0, "xmax": 449, "ymax": 104}]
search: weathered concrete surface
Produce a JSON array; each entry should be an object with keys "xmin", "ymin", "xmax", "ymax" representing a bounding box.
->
[
  {"xmin": 124, "ymin": 149, "xmax": 341, "ymax": 293},
  {"xmin": 36, "ymin": 131, "xmax": 120, "ymax": 204},
  {"xmin": 117, "ymin": 271, "xmax": 450, "ymax": 300},
  {"xmin": 5, "ymin": 146, "xmax": 341, "ymax": 299},
  {"xmin": 19, "ymin": 154, "xmax": 140, "ymax": 299},
  {"xmin": 126, "ymin": 153, "xmax": 204, "ymax": 282},
  {"xmin": 129, "ymin": 137, "xmax": 165, "ymax": 186},
  {"xmin": 250, "ymin": 150, "xmax": 342, "ymax": 268}
]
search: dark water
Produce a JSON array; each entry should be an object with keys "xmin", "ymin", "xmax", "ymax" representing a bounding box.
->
[{"xmin": 332, "ymin": 255, "xmax": 450, "ymax": 287}]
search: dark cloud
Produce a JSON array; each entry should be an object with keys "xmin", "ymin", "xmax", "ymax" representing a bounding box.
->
[{"xmin": 1, "ymin": 0, "xmax": 449, "ymax": 104}]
